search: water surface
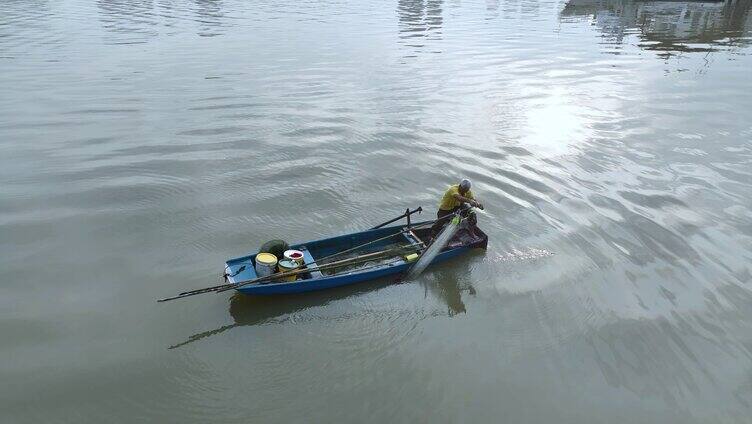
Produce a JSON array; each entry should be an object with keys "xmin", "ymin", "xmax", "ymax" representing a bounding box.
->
[{"xmin": 2, "ymin": 0, "xmax": 752, "ymax": 422}]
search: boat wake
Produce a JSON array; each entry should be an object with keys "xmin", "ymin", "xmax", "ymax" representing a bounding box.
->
[{"xmin": 488, "ymin": 248, "xmax": 554, "ymax": 263}]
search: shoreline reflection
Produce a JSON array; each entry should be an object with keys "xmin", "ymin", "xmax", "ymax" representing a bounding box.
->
[{"xmin": 561, "ymin": 0, "xmax": 752, "ymax": 55}]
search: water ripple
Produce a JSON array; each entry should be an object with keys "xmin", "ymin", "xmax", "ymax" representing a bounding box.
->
[{"xmin": 2, "ymin": 0, "xmax": 752, "ymax": 422}]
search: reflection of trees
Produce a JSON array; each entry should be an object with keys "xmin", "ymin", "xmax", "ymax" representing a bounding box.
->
[
  {"xmin": 96, "ymin": 0, "xmax": 225, "ymax": 41},
  {"xmin": 2, "ymin": 0, "xmax": 51, "ymax": 42},
  {"xmin": 560, "ymin": 0, "xmax": 752, "ymax": 53},
  {"xmin": 97, "ymin": 0, "xmax": 158, "ymax": 42},
  {"xmin": 487, "ymin": 0, "xmax": 500, "ymax": 16},
  {"xmin": 194, "ymin": 0, "xmax": 225, "ymax": 37},
  {"xmin": 398, "ymin": 0, "xmax": 444, "ymax": 47}
]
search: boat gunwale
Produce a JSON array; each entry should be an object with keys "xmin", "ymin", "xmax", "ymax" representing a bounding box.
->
[
  {"xmin": 224, "ymin": 220, "xmax": 434, "ymax": 266},
  {"xmin": 225, "ymin": 221, "xmax": 488, "ymax": 294}
]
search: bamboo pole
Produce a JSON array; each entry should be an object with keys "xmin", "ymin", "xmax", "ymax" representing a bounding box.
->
[{"xmin": 157, "ymin": 244, "xmax": 420, "ymax": 302}]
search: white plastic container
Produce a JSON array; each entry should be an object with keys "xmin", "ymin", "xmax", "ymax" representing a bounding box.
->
[{"xmin": 283, "ymin": 249, "xmax": 305, "ymax": 265}]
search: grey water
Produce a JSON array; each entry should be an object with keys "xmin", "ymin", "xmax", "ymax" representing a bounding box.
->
[{"xmin": 1, "ymin": 0, "xmax": 752, "ymax": 422}]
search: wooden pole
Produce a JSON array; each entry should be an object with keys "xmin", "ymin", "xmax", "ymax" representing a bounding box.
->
[{"xmin": 157, "ymin": 244, "xmax": 421, "ymax": 302}]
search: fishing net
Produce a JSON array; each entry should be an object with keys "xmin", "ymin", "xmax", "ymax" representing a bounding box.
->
[
  {"xmin": 407, "ymin": 215, "xmax": 461, "ymax": 279},
  {"xmin": 258, "ymin": 239, "xmax": 289, "ymax": 260}
]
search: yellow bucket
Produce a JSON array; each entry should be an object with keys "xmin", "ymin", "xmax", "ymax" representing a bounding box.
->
[
  {"xmin": 255, "ymin": 252, "xmax": 278, "ymax": 278},
  {"xmin": 277, "ymin": 259, "xmax": 300, "ymax": 282}
]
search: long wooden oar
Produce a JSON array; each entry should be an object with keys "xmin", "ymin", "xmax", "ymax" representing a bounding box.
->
[
  {"xmin": 303, "ymin": 229, "xmax": 411, "ymax": 267},
  {"xmin": 158, "ymin": 249, "xmax": 406, "ymax": 302},
  {"xmin": 221, "ymin": 244, "xmax": 421, "ymax": 292},
  {"xmin": 224, "ymin": 251, "xmax": 395, "ymax": 290},
  {"xmin": 158, "ymin": 207, "xmax": 431, "ymax": 303},
  {"xmin": 157, "ymin": 254, "xmax": 376, "ymax": 302},
  {"xmin": 371, "ymin": 206, "xmax": 422, "ymax": 229},
  {"xmin": 157, "ymin": 244, "xmax": 420, "ymax": 302}
]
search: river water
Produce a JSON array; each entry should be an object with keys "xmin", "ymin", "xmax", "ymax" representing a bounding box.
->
[{"xmin": 2, "ymin": 0, "xmax": 752, "ymax": 422}]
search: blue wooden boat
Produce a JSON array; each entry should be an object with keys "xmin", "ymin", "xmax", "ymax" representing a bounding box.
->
[
  {"xmin": 223, "ymin": 220, "xmax": 488, "ymax": 296},
  {"xmin": 156, "ymin": 208, "xmax": 487, "ymax": 303}
]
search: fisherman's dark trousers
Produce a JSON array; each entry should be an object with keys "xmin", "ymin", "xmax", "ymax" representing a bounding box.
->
[{"xmin": 430, "ymin": 206, "xmax": 477, "ymax": 239}]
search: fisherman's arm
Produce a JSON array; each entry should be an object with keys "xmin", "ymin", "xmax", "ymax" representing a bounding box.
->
[{"xmin": 452, "ymin": 194, "xmax": 484, "ymax": 209}]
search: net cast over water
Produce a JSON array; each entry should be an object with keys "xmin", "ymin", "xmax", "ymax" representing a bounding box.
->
[{"xmin": 407, "ymin": 214, "xmax": 462, "ymax": 279}]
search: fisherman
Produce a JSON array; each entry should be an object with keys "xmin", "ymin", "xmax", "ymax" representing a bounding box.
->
[{"xmin": 430, "ymin": 179, "xmax": 484, "ymax": 239}]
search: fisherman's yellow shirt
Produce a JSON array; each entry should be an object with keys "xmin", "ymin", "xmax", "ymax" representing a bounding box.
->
[{"xmin": 439, "ymin": 185, "xmax": 475, "ymax": 211}]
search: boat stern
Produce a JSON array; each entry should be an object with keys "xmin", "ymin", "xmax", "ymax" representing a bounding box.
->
[{"xmin": 224, "ymin": 256, "xmax": 258, "ymax": 286}]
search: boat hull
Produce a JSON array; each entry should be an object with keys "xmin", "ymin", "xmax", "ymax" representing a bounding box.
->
[{"xmin": 224, "ymin": 221, "xmax": 487, "ymax": 296}]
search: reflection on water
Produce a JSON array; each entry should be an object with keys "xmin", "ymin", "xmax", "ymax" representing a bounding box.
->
[
  {"xmin": 194, "ymin": 0, "xmax": 225, "ymax": 37},
  {"xmin": 96, "ymin": 0, "xmax": 225, "ymax": 42},
  {"xmin": 2, "ymin": 0, "xmax": 752, "ymax": 421},
  {"xmin": 426, "ymin": 269, "xmax": 473, "ymax": 316},
  {"xmin": 96, "ymin": 0, "xmax": 159, "ymax": 43},
  {"xmin": 398, "ymin": 0, "xmax": 444, "ymax": 52},
  {"xmin": 168, "ymin": 283, "xmax": 395, "ymax": 349},
  {"xmin": 171, "ymin": 259, "xmax": 474, "ymax": 349},
  {"xmin": 561, "ymin": 0, "xmax": 752, "ymax": 54},
  {"xmin": 169, "ymin": 292, "xmax": 343, "ymax": 349},
  {"xmin": 421, "ymin": 253, "xmax": 482, "ymax": 316}
]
